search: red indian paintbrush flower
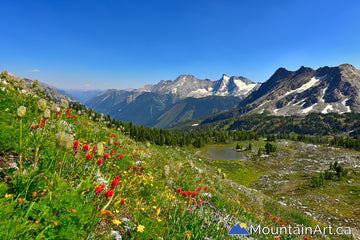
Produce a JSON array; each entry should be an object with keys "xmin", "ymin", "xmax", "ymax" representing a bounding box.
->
[
  {"xmin": 111, "ymin": 149, "xmax": 114, "ymax": 156},
  {"xmin": 133, "ymin": 166, "xmax": 137, "ymax": 171},
  {"xmin": 85, "ymin": 154, "xmax": 92, "ymax": 159},
  {"xmin": 141, "ymin": 166, "xmax": 145, "ymax": 171},
  {"xmin": 73, "ymin": 115, "xmax": 76, "ymax": 119},
  {"xmin": 105, "ymin": 189, "xmax": 113, "ymax": 197},
  {"xmin": 197, "ymin": 187, "xmax": 201, "ymax": 191},
  {"xmin": 114, "ymin": 141, "xmax": 119, "ymax": 146},
  {"xmin": 120, "ymin": 199, "xmax": 125, "ymax": 205},
  {"xmin": 117, "ymin": 154, "xmax": 123, "ymax": 160},
  {"xmin": 182, "ymin": 191, "xmax": 187, "ymax": 197},
  {"xmin": 137, "ymin": 172, "xmax": 140, "ymax": 176},
  {"xmin": 95, "ymin": 184, "xmax": 105, "ymax": 194},
  {"xmin": 127, "ymin": 167, "xmax": 131, "ymax": 170},
  {"xmin": 103, "ymin": 153, "xmax": 109, "ymax": 159},
  {"xmin": 205, "ymin": 187, "xmax": 208, "ymax": 191},
  {"xmin": 111, "ymin": 179, "xmax": 119, "ymax": 188},
  {"xmin": 177, "ymin": 187, "xmax": 181, "ymax": 193},
  {"xmin": 74, "ymin": 141, "xmax": 79, "ymax": 148},
  {"xmin": 188, "ymin": 191, "xmax": 192, "ymax": 196},
  {"xmin": 96, "ymin": 159, "xmax": 103, "ymax": 165},
  {"xmin": 30, "ymin": 125, "xmax": 35, "ymax": 129},
  {"xmin": 192, "ymin": 191, "xmax": 197, "ymax": 197},
  {"xmin": 82, "ymin": 144, "xmax": 89, "ymax": 152}
]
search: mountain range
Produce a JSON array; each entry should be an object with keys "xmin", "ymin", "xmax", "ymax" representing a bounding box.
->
[
  {"xmin": 193, "ymin": 63, "xmax": 360, "ymax": 127},
  {"xmin": 4, "ymin": 63, "xmax": 359, "ymax": 130},
  {"xmin": 84, "ymin": 74, "xmax": 259, "ymax": 128}
]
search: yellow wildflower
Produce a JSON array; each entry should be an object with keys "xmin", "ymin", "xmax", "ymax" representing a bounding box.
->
[
  {"xmin": 5, "ymin": 193, "xmax": 12, "ymax": 198},
  {"xmin": 112, "ymin": 219, "xmax": 122, "ymax": 225},
  {"xmin": 156, "ymin": 208, "xmax": 161, "ymax": 216},
  {"xmin": 137, "ymin": 224, "xmax": 145, "ymax": 233}
]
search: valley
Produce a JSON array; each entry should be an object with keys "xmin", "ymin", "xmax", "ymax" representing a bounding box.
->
[{"xmin": 197, "ymin": 140, "xmax": 360, "ymax": 232}]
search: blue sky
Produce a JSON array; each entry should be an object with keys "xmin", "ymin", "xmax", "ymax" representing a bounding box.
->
[{"xmin": 1, "ymin": 0, "xmax": 360, "ymax": 89}]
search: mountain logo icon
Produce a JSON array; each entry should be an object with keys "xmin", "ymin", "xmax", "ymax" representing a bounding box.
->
[{"xmin": 228, "ymin": 223, "xmax": 250, "ymax": 235}]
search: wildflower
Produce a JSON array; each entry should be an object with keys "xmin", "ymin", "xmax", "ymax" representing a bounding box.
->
[
  {"xmin": 67, "ymin": 115, "xmax": 70, "ymax": 118},
  {"xmin": 66, "ymin": 109, "xmax": 70, "ymax": 115},
  {"xmin": 111, "ymin": 179, "xmax": 119, "ymax": 188},
  {"xmin": 105, "ymin": 189, "xmax": 113, "ymax": 197},
  {"xmin": 32, "ymin": 192, "xmax": 37, "ymax": 197},
  {"xmin": 95, "ymin": 184, "xmax": 105, "ymax": 194},
  {"xmin": 198, "ymin": 200, "xmax": 202, "ymax": 205},
  {"xmin": 5, "ymin": 193, "xmax": 12, "ymax": 198},
  {"xmin": 85, "ymin": 154, "xmax": 92, "ymax": 160},
  {"xmin": 92, "ymin": 145, "xmax": 96, "ymax": 153},
  {"xmin": 112, "ymin": 219, "xmax": 122, "ymax": 225},
  {"xmin": 120, "ymin": 199, "xmax": 125, "ymax": 205},
  {"xmin": 115, "ymin": 176, "xmax": 119, "ymax": 180},
  {"xmin": 304, "ymin": 237, "xmax": 309, "ymax": 240},
  {"xmin": 280, "ymin": 222, "xmax": 283, "ymax": 226},
  {"xmin": 96, "ymin": 159, "xmax": 103, "ymax": 165},
  {"xmin": 275, "ymin": 237, "xmax": 280, "ymax": 240},
  {"xmin": 141, "ymin": 166, "xmax": 145, "ymax": 171},
  {"xmin": 111, "ymin": 149, "xmax": 114, "ymax": 156},
  {"xmin": 55, "ymin": 131, "xmax": 74, "ymax": 151},
  {"xmin": 137, "ymin": 224, "xmax": 145, "ymax": 233},
  {"xmin": 30, "ymin": 126, "xmax": 35, "ymax": 129},
  {"xmin": 127, "ymin": 167, "xmax": 131, "ymax": 170},
  {"xmin": 82, "ymin": 144, "xmax": 89, "ymax": 152},
  {"xmin": 205, "ymin": 187, "xmax": 208, "ymax": 191},
  {"xmin": 137, "ymin": 172, "xmax": 140, "ymax": 176},
  {"xmin": 49, "ymin": 182, "xmax": 53, "ymax": 187},
  {"xmin": 37, "ymin": 99, "xmax": 47, "ymax": 112},
  {"xmin": 177, "ymin": 187, "xmax": 182, "ymax": 193},
  {"xmin": 202, "ymin": 225, "xmax": 206, "ymax": 229},
  {"xmin": 133, "ymin": 153, "xmax": 136, "ymax": 158},
  {"xmin": 74, "ymin": 141, "xmax": 79, "ymax": 148},
  {"xmin": 182, "ymin": 191, "xmax": 187, "ymax": 197},
  {"xmin": 114, "ymin": 141, "xmax": 119, "ymax": 146},
  {"xmin": 60, "ymin": 99, "xmax": 69, "ymax": 109},
  {"xmin": 50, "ymin": 103, "xmax": 59, "ymax": 113},
  {"xmin": 133, "ymin": 166, "xmax": 137, "ymax": 171},
  {"xmin": 37, "ymin": 124, "xmax": 40, "ymax": 128},
  {"xmin": 73, "ymin": 115, "xmax": 76, "ymax": 119},
  {"xmin": 192, "ymin": 191, "xmax": 197, "ymax": 197},
  {"xmin": 188, "ymin": 191, "xmax": 192, "ymax": 196},
  {"xmin": 211, "ymin": 211, "xmax": 219, "ymax": 216},
  {"xmin": 266, "ymin": 212, "xmax": 269, "ymax": 216},
  {"xmin": 43, "ymin": 109, "xmax": 51, "ymax": 119},
  {"xmin": 103, "ymin": 153, "xmax": 109, "ymax": 160},
  {"xmin": 198, "ymin": 187, "xmax": 201, "ymax": 191},
  {"xmin": 17, "ymin": 106, "xmax": 26, "ymax": 118}
]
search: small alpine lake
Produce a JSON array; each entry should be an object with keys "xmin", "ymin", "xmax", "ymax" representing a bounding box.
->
[{"xmin": 200, "ymin": 145, "xmax": 246, "ymax": 161}]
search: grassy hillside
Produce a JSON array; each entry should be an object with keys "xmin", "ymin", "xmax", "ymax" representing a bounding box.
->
[{"xmin": 0, "ymin": 76, "xmax": 354, "ymax": 239}]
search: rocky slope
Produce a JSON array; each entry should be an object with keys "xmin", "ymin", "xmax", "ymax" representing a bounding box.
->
[{"xmin": 239, "ymin": 64, "xmax": 360, "ymax": 115}]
